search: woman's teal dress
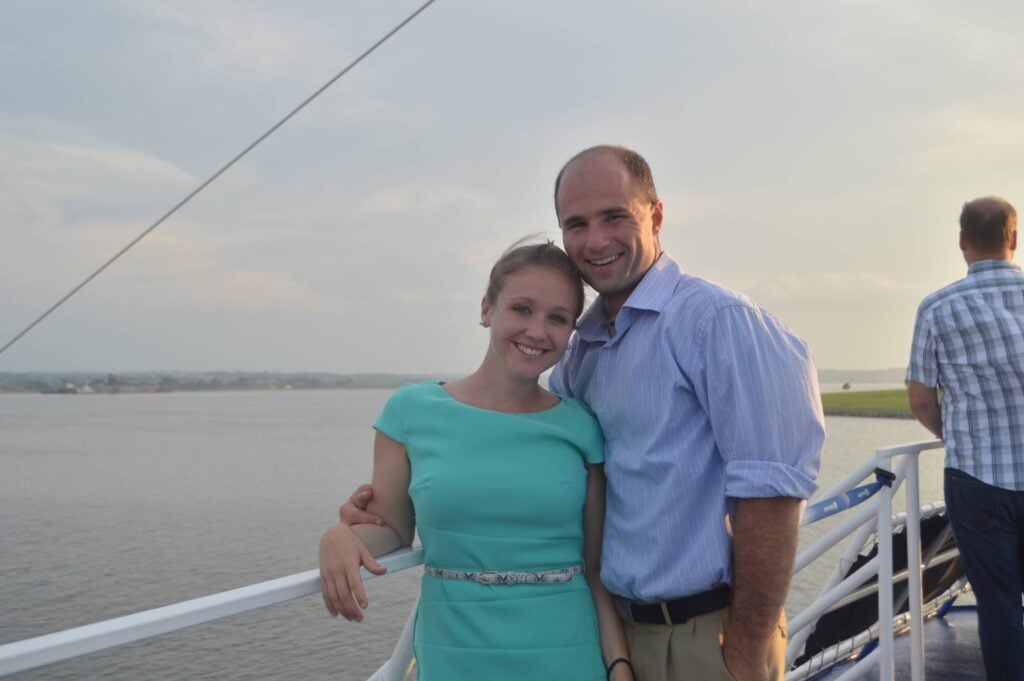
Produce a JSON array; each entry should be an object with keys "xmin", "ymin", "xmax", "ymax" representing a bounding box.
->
[{"xmin": 373, "ymin": 382, "xmax": 606, "ymax": 681}]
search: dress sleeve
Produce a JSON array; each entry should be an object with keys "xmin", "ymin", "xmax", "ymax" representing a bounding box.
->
[
  {"xmin": 372, "ymin": 384, "xmax": 411, "ymax": 444},
  {"xmin": 702, "ymin": 304, "xmax": 825, "ymax": 500},
  {"xmin": 574, "ymin": 400, "xmax": 605, "ymax": 465},
  {"xmin": 906, "ymin": 305, "xmax": 938, "ymax": 388}
]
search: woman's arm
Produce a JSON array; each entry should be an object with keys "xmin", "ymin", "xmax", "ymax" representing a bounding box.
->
[
  {"xmin": 583, "ymin": 463, "xmax": 633, "ymax": 681},
  {"xmin": 319, "ymin": 431, "xmax": 415, "ymax": 621}
]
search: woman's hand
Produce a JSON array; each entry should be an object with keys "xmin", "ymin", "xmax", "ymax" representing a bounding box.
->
[{"xmin": 319, "ymin": 523, "xmax": 387, "ymax": 621}]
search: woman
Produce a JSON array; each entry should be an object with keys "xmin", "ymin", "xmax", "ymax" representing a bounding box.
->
[{"xmin": 319, "ymin": 241, "xmax": 633, "ymax": 681}]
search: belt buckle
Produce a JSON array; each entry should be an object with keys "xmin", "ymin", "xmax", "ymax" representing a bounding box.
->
[{"xmin": 476, "ymin": 571, "xmax": 499, "ymax": 584}]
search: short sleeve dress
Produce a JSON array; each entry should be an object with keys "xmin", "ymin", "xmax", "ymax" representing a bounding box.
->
[{"xmin": 373, "ymin": 381, "xmax": 606, "ymax": 681}]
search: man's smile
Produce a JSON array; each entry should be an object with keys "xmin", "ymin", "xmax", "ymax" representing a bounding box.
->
[{"xmin": 587, "ymin": 253, "xmax": 622, "ymax": 267}]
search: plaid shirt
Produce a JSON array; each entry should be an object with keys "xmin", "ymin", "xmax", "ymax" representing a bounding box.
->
[{"xmin": 908, "ymin": 259, "xmax": 1024, "ymax": 490}]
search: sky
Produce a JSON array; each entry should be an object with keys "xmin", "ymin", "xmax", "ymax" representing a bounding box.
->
[{"xmin": 3, "ymin": 0, "xmax": 1024, "ymax": 374}]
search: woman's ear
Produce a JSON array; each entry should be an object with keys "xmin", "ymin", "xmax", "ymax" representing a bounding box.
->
[{"xmin": 480, "ymin": 295, "xmax": 491, "ymax": 327}]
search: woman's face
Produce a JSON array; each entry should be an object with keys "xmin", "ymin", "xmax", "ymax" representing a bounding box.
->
[{"xmin": 481, "ymin": 266, "xmax": 578, "ymax": 382}]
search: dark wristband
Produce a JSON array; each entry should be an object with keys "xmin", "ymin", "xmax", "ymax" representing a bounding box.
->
[{"xmin": 607, "ymin": 657, "xmax": 633, "ymax": 679}]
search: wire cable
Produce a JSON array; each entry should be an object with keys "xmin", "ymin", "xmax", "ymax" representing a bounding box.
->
[{"xmin": 0, "ymin": 0, "xmax": 439, "ymax": 358}]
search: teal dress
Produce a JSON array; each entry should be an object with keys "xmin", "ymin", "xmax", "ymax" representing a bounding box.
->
[{"xmin": 374, "ymin": 382, "xmax": 606, "ymax": 681}]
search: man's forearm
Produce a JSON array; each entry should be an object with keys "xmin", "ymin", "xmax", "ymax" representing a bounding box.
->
[
  {"xmin": 907, "ymin": 382, "xmax": 942, "ymax": 439},
  {"xmin": 725, "ymin": 497, "xmax": 802, "ymax": 678},
  {"xmin": 910, "ymin": 401, "xmax": 942, "ymax": 438}
]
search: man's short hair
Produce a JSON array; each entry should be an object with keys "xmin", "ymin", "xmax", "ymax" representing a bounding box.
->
[
  {"xmin": 960, "ymin": 196, "xmax": 1017, "ymax": 252},
  {"xmin": 554, "ymin": 145, "xmax": 659, "ymax": 212}
]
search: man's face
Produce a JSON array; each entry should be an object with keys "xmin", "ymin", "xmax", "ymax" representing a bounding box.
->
[{"xmin": 556, "ymin": 154, "xmax": 663, "ymax": 316}]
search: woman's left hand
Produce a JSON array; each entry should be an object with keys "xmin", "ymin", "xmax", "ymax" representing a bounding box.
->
[{"xmin": 318, "ymin": 523, "xmax": 386, "ymax": 621}]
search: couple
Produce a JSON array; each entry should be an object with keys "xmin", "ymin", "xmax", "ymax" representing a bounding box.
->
[{"xmin": 319, "ymin": 146, "xmax": 826, "ymax": 681}]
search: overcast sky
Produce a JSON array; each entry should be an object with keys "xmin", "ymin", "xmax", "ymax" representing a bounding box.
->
[{"xmin": 3, "ymin": 0, "xmax": 1023, "ymax": 373}]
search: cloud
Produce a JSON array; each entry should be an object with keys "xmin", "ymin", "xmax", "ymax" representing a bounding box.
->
[
  {"xmin": 900, "ymin": 94, "xmax": 1024, "ymax": 177},
  {"xmin": 0, "ymin": 124, "xmax": 195, "ymax": 213},
  {"xmin": 746, "ymin": 272, "xmax": 925, "ymax": 308},
  {"xmin": 125, "ymin": 227, "xmax": 334, "ymax": 311},
  {"xmin": 121, "ymin": 0, "xmax": 326, "ymax": 81},
  {"xmin": 355, "ymin": 185, "xmax": 494, "ymax": 217}
]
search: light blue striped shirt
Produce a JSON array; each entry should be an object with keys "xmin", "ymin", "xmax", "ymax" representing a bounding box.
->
[
  {"xmin": 550, "ymin": 254, "xmax": 824, "ymax": 601},
  {"xmin": 907, "ymin": 259, "xmax": 1024, "ymax": 490}
]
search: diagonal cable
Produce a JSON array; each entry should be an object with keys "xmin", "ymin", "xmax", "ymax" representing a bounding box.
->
[{"xmin": 0, "ymin": 0, "xmax": 439, "ymax": 358}]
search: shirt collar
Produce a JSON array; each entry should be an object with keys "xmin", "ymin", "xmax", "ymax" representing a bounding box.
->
[
  {"xmin": 967, "ymin": 259, "xmax": 1022, "ymax": 276},
  {"xmin": 576, "ymin": 252, "xmax": 683, "ymax": 342}
]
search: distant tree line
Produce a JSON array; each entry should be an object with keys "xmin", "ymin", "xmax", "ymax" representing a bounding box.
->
[{"xmin": 0, "ymin": 372, "xmax": 454, "ymax": 394}]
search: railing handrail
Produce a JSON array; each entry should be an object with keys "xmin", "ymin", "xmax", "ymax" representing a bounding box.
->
[{"xmin": 0, "ymin": 547, "xmax": 425, "ymax": 676}]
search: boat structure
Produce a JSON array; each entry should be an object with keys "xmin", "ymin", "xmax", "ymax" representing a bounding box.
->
[{"xmin": 0, "ymin": 439, "xmax": 986, "ymax": 680}]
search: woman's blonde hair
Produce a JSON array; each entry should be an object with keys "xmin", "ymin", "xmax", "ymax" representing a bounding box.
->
[{"xmin": 485, "ymin": 239, "xmax": 585, "ymax": 319}]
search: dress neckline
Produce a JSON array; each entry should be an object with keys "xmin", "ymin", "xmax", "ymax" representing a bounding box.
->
[{"xmin": 433, "ymin": 381, "xmax": 563, "ymax": 415}]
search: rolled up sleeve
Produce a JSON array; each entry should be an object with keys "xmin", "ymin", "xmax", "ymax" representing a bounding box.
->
[{"xmin": 704, "ymin": 304, "xmax": 825, "ymax": 500}]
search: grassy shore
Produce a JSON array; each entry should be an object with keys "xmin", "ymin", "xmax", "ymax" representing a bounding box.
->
[{"xmin": 821, "ymin": 389, "xmax": 912, "ymax": 419}]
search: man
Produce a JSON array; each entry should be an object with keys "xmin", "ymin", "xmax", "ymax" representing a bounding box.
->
[
  {"xmin": 906, "ymin": 196, "xmax": 1024, "ymax": 681},
  {"xmin": 342, "ymin": 146, "xmax": 825, "ymax": 681}
]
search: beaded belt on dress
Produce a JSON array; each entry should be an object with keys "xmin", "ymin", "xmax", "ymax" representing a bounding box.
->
[{"xmin": 424, "ymin": 564, "xmax": 583, "ymax": 585}]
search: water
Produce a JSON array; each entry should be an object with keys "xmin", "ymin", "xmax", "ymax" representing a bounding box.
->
[{"xmin": 1, "ymin": 390, "xmax": 939, "ymax": 679}]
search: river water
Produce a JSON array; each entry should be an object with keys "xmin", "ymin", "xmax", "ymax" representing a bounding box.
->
[{"xmin": 1, "ymin": 389, "xmax": 939, "ymax": 680}]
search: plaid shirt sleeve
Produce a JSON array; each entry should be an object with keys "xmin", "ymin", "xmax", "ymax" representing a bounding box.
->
[{"xmin": 907, "ymin": 305, "xmax": 938, "ymax": 387}]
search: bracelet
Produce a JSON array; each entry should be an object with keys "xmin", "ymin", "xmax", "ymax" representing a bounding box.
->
[{"xmin": 607, "ymin": 657, "xmax": 633, "ymax": 679}]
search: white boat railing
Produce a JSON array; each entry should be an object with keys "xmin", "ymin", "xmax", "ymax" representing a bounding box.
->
[
  {"xmin": 1, "ymin": 440, "xmax": 955, "ymax": 680},
  {"xmin": 0, "ymin": 548, "xmax": 425, "ymax": 677},
  {"xmin": 785, "ymin": 439, "xmax": 951, "ymax": 681}
]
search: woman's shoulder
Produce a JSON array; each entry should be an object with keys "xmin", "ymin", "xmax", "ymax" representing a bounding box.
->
[
  {"xmin": 390, "ymin": 380, "xmax": 443, "ymax": 398},
  {"xmin": 380, "ymin": 381, "xmax": 445, "ymax": 413},
  {"xmin": 551, "ymin": 394, "xmax": 605, "ymax": 462},
  {"xmin": 552, "ymin": 394, "xmax": 600, "ymax": 428}
]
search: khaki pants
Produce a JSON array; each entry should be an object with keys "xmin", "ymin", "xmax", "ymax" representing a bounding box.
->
[{"xmin": 624, "ymin": 608, "xmax": 787, "ymax": 681}]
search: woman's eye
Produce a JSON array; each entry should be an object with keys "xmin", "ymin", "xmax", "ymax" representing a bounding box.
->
[
  {"xmin": 513, "ymin": 305, "xmax": 531, "ymax": 314},
  {"xmin": 549, "ymin": 315, "xmax": 569, "ymax": 325}
]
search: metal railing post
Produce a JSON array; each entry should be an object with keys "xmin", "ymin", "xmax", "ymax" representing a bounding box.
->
[
  {"xmin": 875, "ymin": 448, "xmax": 895, "ymax": 681},
  {"xmin": 905, "ymin": 453, "xmax": 925, "ymax": 681}
]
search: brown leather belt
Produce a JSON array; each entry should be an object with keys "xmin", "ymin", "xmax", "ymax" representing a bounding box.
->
[{"xmin": 615, "ymin": 584, "xmax": 732, "ymax": 625}]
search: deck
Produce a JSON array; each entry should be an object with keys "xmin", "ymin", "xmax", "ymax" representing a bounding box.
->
[{"xmin": 813, "ymin": 606, "xmax": 984, "ymax": 680}]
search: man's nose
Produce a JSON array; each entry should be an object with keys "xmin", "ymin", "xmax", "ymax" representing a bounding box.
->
[{"xmin": 585, "ymin": 226, "xmax": 610, "ymax": 251}]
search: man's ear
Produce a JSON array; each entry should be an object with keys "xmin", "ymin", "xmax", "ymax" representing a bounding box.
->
[{"xmin": 651, "ymin": 200, "xmax": 665, "ymax": 237}]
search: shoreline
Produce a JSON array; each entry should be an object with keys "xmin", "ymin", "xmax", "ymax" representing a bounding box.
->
[
  {"xmin": 3, "ymin": 382, "xmax": 916, "ymax": 420},
  {"xmin": 820, "ymin": 388, "xmax": 911, "ymax": 419},
  {"xmin": 822, "ymin": 409, "xmax": 914, "ymax": 420}
]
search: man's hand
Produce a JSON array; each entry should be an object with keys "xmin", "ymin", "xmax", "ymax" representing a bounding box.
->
[
  {"xmin": 723, "ymin": 636, "xmax": 770, "ymax": 681},
  {"xmin": 338, "ymin": 483, "xmax": 385, "ymax": 526}
]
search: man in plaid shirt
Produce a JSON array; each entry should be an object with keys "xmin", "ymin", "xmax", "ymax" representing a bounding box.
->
[{"xmin": 907, "ymin": 196, "xmax": 1024, "ymax": 681}]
